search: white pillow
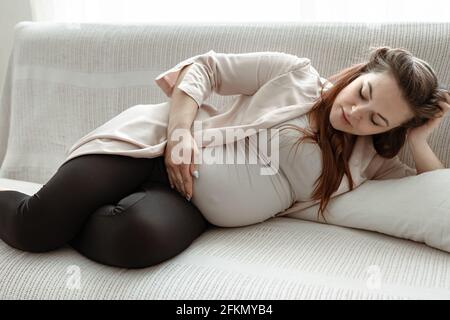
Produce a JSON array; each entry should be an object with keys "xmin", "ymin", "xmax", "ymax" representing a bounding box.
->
[{"xmin": 286, "ymin": 169, "xmax": 450, "ymax": 253}]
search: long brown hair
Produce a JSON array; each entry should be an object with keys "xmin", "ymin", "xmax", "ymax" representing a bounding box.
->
[{"xmin": 275, "ymin": 46, "xmax": 448, "ymax": 222}]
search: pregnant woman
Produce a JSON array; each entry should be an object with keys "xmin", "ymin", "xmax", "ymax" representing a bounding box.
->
[{"xmin": 0, "ymin": 46, "xmax": 448, "ymax": 269}]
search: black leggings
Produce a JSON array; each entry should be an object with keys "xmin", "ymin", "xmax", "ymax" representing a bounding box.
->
[{"xmin": 0, "ymin": 154, "xmax": 211, "ymax": 269}]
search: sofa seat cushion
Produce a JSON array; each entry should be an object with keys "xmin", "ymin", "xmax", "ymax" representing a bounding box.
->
[{"xmin": 0, "ymin": 181, "xmax": 449, "ymax": 299}]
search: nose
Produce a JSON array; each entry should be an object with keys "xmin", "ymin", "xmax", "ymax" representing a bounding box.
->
[{"xmin": 349, "ymin": 105, "xmax": 362, "ymax": 121}]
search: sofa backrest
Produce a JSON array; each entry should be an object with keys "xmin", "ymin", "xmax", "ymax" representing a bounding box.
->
[{"xmin": 1, "ymin": 21, "xmax": 449, "ymax": 184}]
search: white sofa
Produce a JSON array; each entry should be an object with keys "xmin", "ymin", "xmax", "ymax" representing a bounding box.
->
[{"xmin": 1, "ymin": 21, "xmax": 449, "ymax": 300}]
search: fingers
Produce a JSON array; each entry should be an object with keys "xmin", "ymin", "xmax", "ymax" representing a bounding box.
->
[
  {"xmin": 167, "ymin": 166, "xmax": 191, "ymax": 200},
  {"xmin": 190, "ymin": 162, "xmax": 199, "ymax": 179},
  {"xmin": 441, "ymin": 91, "xmax": 450, "ymax": 106},
  {"xmin": 164, "ymin": 135, "xmax": 200, "ymax": 200},
  {"xmin": 190, "ymin": 146, "xmax": 199, "ymax": 179},
  {"xmin": 166, "ymin": 166, "xmax": 183, "ymax": 195},
  {"xmin": 168, "ymin": 170, "xmax": 177, "ymax": 191},
  {"xmin": 438, "ymin": 100, "xmax": 450, "ymax": 116},
  {"xmin": 179, "ymin": 141, "xmax": 200, "ymax": 200},
  {"xmin": 168, "ymin": 166, "xmax": 191, "ymax": 199},
  {"xmin": 181, "ymin": 164, "xmax": 193, "ymax": 200},
  {"xmin": 173, "ymin": 168, "xmax": 185, "ymax": 196},
  {"xmin": 167, "ymin": 171, "xmax": 175, "ymax": 189}
]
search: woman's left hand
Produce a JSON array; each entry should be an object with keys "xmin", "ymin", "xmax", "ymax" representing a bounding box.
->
[{"xmin": 407, "ymin": 91, "xmax": 450, "ymax": 143}]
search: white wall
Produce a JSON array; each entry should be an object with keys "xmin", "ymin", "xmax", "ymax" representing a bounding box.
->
[{"xmin": 0, "ymin": 0, "xmax": 32, "ymax": 97}]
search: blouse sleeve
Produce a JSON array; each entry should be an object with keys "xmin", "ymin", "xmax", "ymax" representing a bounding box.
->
[
  {"xmin": 154, "ymin": 49, "xmax": 310, "ymax": 108},
  {"xmin": 371, "ymin": 155, "xmax": 417, "ymax": 180}
]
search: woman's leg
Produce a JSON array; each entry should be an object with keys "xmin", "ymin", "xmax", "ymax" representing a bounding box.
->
[
  {"xmin": 0, "ymin": 154, "xmax": 167, "ymax": 252},
  {"xmin": 68, "ymin": 180, "xmax": 210, "ymax": 269}
]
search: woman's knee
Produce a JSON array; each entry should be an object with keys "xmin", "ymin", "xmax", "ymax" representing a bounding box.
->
[{"xmin": 71, "ymin": 183, "xmax": 209, "ymax": 268}]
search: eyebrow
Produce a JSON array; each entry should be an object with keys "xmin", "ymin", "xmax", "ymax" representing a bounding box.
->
[{"xmin": 367, "ymin": 80, "xmax": 390, "ymax": 127}]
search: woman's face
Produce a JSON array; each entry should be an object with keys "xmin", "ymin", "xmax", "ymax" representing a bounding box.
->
[{"xmin": 330, "ymin": 71, "xmax": 415, "ymax": 136}]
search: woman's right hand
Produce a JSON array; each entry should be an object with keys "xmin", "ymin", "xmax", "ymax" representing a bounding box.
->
[{"xmin": 164, "ymin": 129, "xmax": 200, "ymax": 201}]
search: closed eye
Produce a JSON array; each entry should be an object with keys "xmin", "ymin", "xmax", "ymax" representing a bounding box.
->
[{"xmin": 360, "ymin": 85, "xmax": 379, "ymax": 126}]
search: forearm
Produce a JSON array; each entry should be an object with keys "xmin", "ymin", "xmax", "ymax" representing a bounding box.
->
[
  {"xmin": 167, "ymin": 66, "xmax": 199, "ymax": 140},
  {"xmin": 409, "ymin": 139, "xmax": 446, "ymax": 174}
]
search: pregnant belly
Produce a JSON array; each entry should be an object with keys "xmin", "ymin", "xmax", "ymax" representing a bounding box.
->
[{"xmin": 191, "ymin": 161, "xmax": 293, "ymax": 227}]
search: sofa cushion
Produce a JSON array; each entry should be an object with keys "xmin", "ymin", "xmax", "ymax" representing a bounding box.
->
[
  {"xmin": 1, "ymin": 211, "xmax": 449, "ymax": 299},
  {"xmin": 0, "ymin": 178, "xmax": 42, "ymax": 195}
]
